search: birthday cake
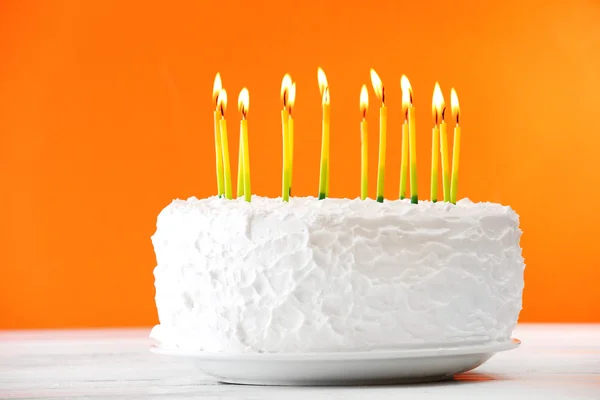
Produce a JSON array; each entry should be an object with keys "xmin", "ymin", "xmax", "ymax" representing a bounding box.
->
[
  {"xmin": 150, "ymin": 69, "xmax": 525, "ymax": 355},
  {"xmin": 150, "ymin": 196, "xmax": 525, "ymax": 353}
]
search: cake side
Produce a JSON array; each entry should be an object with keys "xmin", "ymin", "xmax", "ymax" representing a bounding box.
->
[{"xmin": 150, "ymin": 196, "xmax": 525, "ymax": 353}]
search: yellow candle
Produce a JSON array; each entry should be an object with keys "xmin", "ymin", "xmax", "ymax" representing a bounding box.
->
[
  {"xmin": 217, "ymin": 90, "xmax": 232, "ymax": 200},
  {"xmin": 317, "ymin": 67, "xmax": 330, "ymax": 200},
  {"xmin": 281, "ymin": 74, "xmax": 292, "ymax": 202},
  {"xmin": 212, "ymin": 73, "xmax": 224, "ymax": 197},
  {"xmin": 402, "ymin": 75, "xmax": 418, "ymax": 204},
  {"xmin": 288, "ymin": 82, "xmax": 296, "ymax": 197},
  {"xmin": 377, "ymin": 106, "xmax": 387, "ymax": 203},
  {"xmin": 238, "ymin": 88, "xmax": 251, "ymax": 202},
  {"xmin": 281, "ymin": 108, "xmax": 290, "ymax": 202},
  {"xmin": 237, "ymin": 126, "xmax": 244, "ymax": 198},
  {"xmin": 288, "ymin": 115, "xmax": 294, "ymax": 196},
  {"xmin": 370, "ymin": 69, "xmax": 386, "ymax": 203},
  {"xmin": 360, "ymin": 84, "xmax": 369, "ymax": 200},
  {"xmin": 399, "ymin": 121, "xmax": 408, "ymax": 200},
  {"xmin": 435, "ymin": 84, "xmax": 450, "ymax": 202},
  {"xmin": 450, "ymin": 88, "xmax": 461, "ymax": 204},
  {"xmin": 431, "ymin": 125, "xmax": 440, "ymax": 202},
  {"xmin": 237, "ymin": 88, "xmax": 246, "ymax": 199},
  {"xmin": 326, "ymin": 113, "xmax": 330, "ymax": 198},
  {"xmin": 431, "ymin": 83, "xmax": 444, "ymax": 203},
  {"xmin": 440, "ymin": 121, "xmax": 450, "ymax": 202}
]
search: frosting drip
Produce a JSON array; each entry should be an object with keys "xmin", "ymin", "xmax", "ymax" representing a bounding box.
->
[{"xmin": 151, "ymin": 196, "xmax": 525, "ymax": 353}]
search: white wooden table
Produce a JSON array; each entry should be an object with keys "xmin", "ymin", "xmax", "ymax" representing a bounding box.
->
[{"xmin": 1, "ymin": 324, "xmax": 598, "ymax": 399}]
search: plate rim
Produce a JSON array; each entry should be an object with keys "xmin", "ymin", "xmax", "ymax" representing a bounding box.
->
[{"xmin": 150, "ymin": 338, "xmax": 520, "ymax": 361}]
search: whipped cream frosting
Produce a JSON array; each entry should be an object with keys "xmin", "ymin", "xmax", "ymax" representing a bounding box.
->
[{"xmin": 150, "ymin": 196, "xmax": 525, "ymax": 353}]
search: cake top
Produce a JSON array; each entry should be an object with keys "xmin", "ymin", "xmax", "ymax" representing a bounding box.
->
[{"xmin": 158, "ymin": 196, "xmax": 519, "ymax": 225}]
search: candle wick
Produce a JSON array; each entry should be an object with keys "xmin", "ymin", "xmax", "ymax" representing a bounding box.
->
[
  {"xmin": 409, "ymin": 90, "xmax": 413, "ymax": 105},
  {"xmin": 381, "ymin": 87, "xmax": 385, "ymax": 104},
  {"xmin": 323, "ymin": 87, "xmax": 330, "ymax": 104}
]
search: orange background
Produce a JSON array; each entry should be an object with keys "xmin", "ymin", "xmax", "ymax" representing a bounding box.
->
[{"xmin": 1, "ymin": 0, "xmax": 599, "ymax": 329}]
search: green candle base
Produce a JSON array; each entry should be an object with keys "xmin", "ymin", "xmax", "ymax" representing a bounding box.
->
[
  {"xmin": 411, "ymin": 195, "xmax": 418, "ymax": 204},
  {"xmin": 400, "ymin": 195, "xmax": 405, "ymax": 200},
  {"xmin": 318, "ymin": 192, "xmax": 326, "ymax": 200},
  {"xmin": 432, "ymin": 199, "xmax": 437, "ymax": 203},
  {"xmin": 376, "ymin": 195, "xmax": 384, "ymax": 203}
]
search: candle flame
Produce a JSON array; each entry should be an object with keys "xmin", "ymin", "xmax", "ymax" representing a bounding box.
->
[
  {"xmin": 317, "ymin": 67, "xmax": 328, "ymax": 99},
  {"xmin": 401, "ymin": 74, "xmax": 413, "ymax": 106},
  {"xmin": 281, "ymin": 74, "xmax": 292, "ymax": 108},
  {"xmin": 360, "ymin": 84, "xmax": 368, "ymax": 118},
  {"xmin": 450, "ymin": 88, "xmax": 460, "ymax": 124},
  {"xmin": 238, "ymin": 87, "xmax": 249, "ymax": 119},
  {"xmin": 217, "ymin": 89, "xmax": 227, "ymax": 116},
  {"xmin": 369, "ymin": 68, "xmax": 384, "ymax": 103},
  {"xmin": 432, "ymin": 82, "xmax": 445, "ymax": 124},
  {"xmin": 288, "ymin": 82, "xmax": 296, "ymax": 115},
  {"xmin": 212, "ymin": 73, "xmax": 222, "ymax": 108}
]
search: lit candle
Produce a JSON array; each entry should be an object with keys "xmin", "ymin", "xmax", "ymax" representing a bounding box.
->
[
  {"xmin": 438, "ymin": 87, "xmax": 450, "ymax": 202},
  {"xmin": 217, "ymin": 89, "xmax": 232, "ymax": 200},
  {"xmin": 370, "ymin": 69, "xmax": 386, "ymax": 203},
  {"xmin": 360, "ymin": 84, "xmax": 369, "ymax": 200},
  {"xmin": 238, "ymin": 88, "xmax": 251, "ymax": 202},
  {"xmin": 288, "ymin": 82, "xmax": 296, "ymax": 197},
  {"xmin": 317, "ymin": 67, "xmax": 330, "ymax": 200},
  {"xmin": 399, "ymin": 105, "xmax": 408, "ymax": 200},
  {"xmin": 450, "ymin": 88, "xmax": 461, "ymax": 204},
  {"xmin": 212, "ymin": 73, "xmax": 224, "ymax": 197},
  {"xmin": 237, "ymin": 112, "xmax": 244, "ymax": 198},
  {"xmin": 401, "ymin": 75, "xmax": 417, "ymax": 204},
  {"xmin": 431, "ymin": 83, "xmax": 444, "ymax": 203},
  {"xmin": 281, "ymin": 74, "xmax": 292, "ymax": 202}
]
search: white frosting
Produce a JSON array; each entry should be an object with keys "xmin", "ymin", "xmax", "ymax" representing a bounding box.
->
[{"xmin": 150, "ymin": 196, "xmax": 525, "ymax": 353}]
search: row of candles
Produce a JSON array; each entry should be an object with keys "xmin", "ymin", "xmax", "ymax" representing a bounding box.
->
[{"xmin": 211, "ymin": 68, "xmax": 462, "ymax": 204}]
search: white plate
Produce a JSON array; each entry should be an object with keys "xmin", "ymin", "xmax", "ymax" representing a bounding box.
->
[{"xmin": 151, "ymin": 338, "xmax": 520, "ymax": 386}]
